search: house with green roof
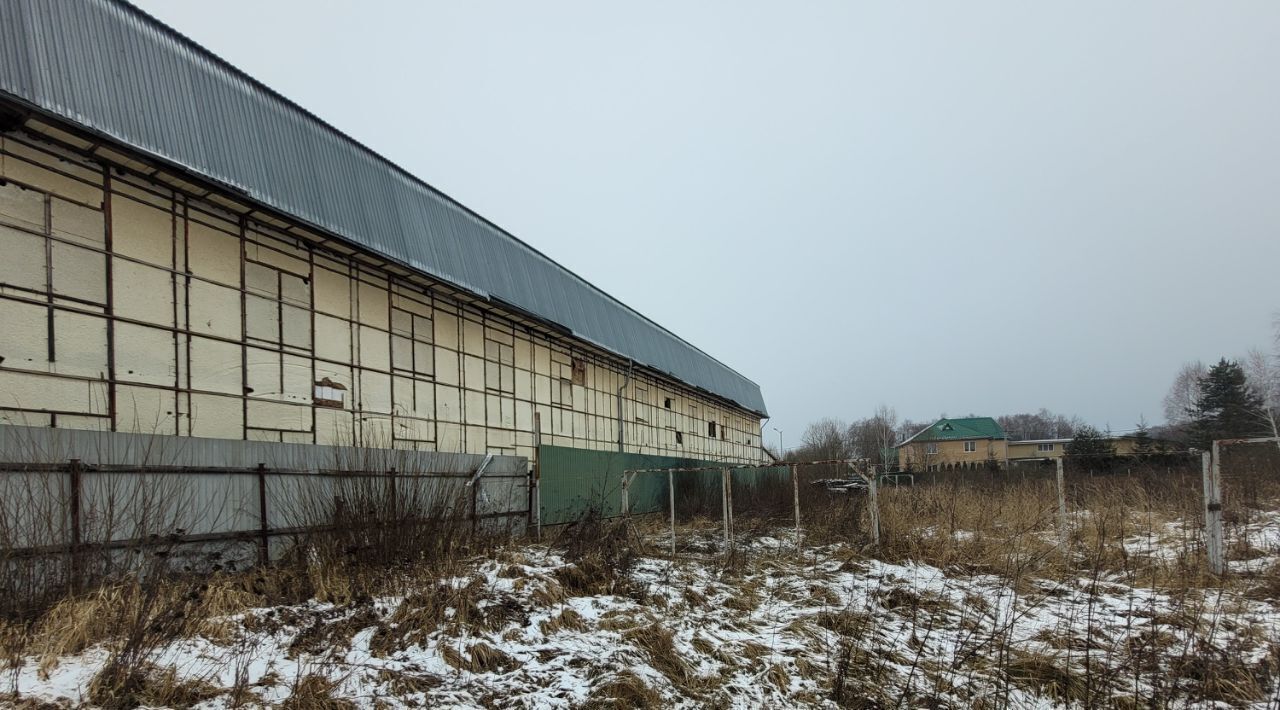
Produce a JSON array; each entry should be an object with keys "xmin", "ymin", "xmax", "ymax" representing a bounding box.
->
[{"xmin": 896, "ymin": 417, "xmax": 1009, "ymax": 471}]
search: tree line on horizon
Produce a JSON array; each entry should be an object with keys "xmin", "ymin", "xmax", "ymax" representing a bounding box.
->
[{"xmin": 786, "ymin": 316, "xmax": 1280, "ymax": 465}]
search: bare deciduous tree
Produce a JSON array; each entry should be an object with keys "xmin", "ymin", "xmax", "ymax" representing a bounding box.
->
[{"xmin": 1163, "ymin": 361, "xmax": 1207, "ymax": 427}]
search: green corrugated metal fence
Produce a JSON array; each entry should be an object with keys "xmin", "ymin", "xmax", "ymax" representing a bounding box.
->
[{"xmin": 537, "ymin": 445, "xmax": 788, "ymax": 525}]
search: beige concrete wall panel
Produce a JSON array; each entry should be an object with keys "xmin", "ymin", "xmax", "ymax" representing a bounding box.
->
[
  {"xmin": 534, "ymin": 375, "xmax": 551, "ymax": 404},
  {"xmin": 0, "ymin": 371, "xmax": 107, "ymax": 414},
  {"xmin": 312, "ymin": 267, "xmax": 350, "ymax": 318},
  {"xmin": 358, "ymin": 369, "xmax": 392, "ymax": 414},
  {"xmin": 394, "ymin": 416, "xmax": 433, "ymax": 443},
  {"xmin": 278, "ymin": 272, "xmax": 309, "ymax": 308},
  {"xmin": 356, "ymin": 279, "xmax": 388, "ymax": 329},
  {"xmin": 246, "ymin": 400, "xmax": 310, "ymax": 432},
  {"xmin": 462, "ymin": 354, "xmax": 484, "ymax": 391},
  {"xmin": 315, "ymin": 407, "xmax": 354, "ymax": 447},
  {"xmin": 500, "ymin": 364, "xmax": 513, "ymax": 393},
  {"xmin": 432, "ymin": 310, "xmax": 459, "ymax": 350},
  {"xmin": 246, "ymin": 429, "xmax": 280, "ymax": 443},
  {"xmin": 358, "ymin": 325, "xmax": 390, "ymax": 370},
  {"xmin": 437, "ymin": 422, "xmax": 462, "ymax": 451},
  {"xmin": 464, "ymin": 390, "xmax": 485, "ymax": 426},
  {"xmin": 115, "ymin": 384, "xmax": 176, "ymax": 434},
  {"xmin": 487, "ymin": 428, "xmax": 515, "ymax": 450},
  {"xmin": 464, "ymin": 425, "xmax": 487, "ymax": 454},
  {"xmin": 392, "ymin": 336, "xmax": 411, "ymax": 371},
  {"xmin": 411, "ymin": 340, "xmax": 433, "ymax": 377},
  {"xmin": 392, "ymin": 375, "xmax": 414, "ymax": 414},
  {"xmin": 245, "ymin": 346, "xmax": 281, "ymax": 399},
  {"xmin": 390, "ymin": 308, "xmax": 412, "ymax": 337},
  {"xmin": 391, "ymin": 294, "xmax": 432, "ymax": 320},
  {"xmin": 188, "ymin": 280, "xmax": 240, "ymax": 339},
  {"xmin": 0, "ymin": 299, "xmax": 47, "ymax": 370},
  {"xmin": 52, "ymin": 310, "xmax": 109, "ymax": 378},
  {"xmin": 245, "ymin": 294, "xmax": 280, "ymax": 343},
  {"xmin": 50, "ymin": 198, "xmax": 104, "ymax": 247},
  {"xmin": 0, "ymin": 181, "xmax": 46, "ymax": 232},
  {"xmin": 188, "ymin": 336, "xmax": 241, "ymax": 395},
  {"xmin": 0, "ymin": 409, "xmax": 51, "ymax": 427},
  {"xmin": 186, "ymin": 222, "xmax": 241, "ymax": 286},
  {"xmin": 434, "ymin": 348, "xmax": 458, "ymax": 386},
  {"xmin": 55, "ymin": 414, "xmax": 110, "ymax": 432},
  {"xmin": 413, "ymin": 380, "xmax": 434, "ymax": 417},
  {"xmin": 245, "ymin": 238, "xmax": 307, "ymax": 276},
  {"xmin": 50, "ymin": 241, "xmax": 106, "ymax": 303},
  {"xmin": 513, "ymin": 337, "xmax": 531, "ymax": 369},
  {"xmin": 484, "ymin": 360, "xmax": 500, "ymax": 391},
  {"xmin": 1, "ymin": 152, "xmax": 102, "ymax": 205},
  {"xmin": 281, "ymin": 304, "xmax": 312, "ymax": 350},
  {"xmin": 244, "ymin": 261, "xmax": 278, "ymax": 299},
  {"xmin": 515, "ymin": 400, "xmax": 532, "ymax": 432},
  {"xmin": 113, "ymin": 261, "xmax": 173, "ymax": 325},
  {"xmin": 188, "ymin": 393, "xmax": 244, "ymax": 440},
  {"xmin": 112, "ymin": 322, "xmax": 174, "ymax": 386},
  {"xmin": 280, "ymin": 431, "xmax": 312, "ymax": 445},
  {"xmin": 462, "ymin": 318, "xmax": 484, "ymax": 356},
  {"xmin": 281, "ymin": 353, "xmax": 313, "ymax": 405},
  {"xmin": 485, "ymin": 325, "xmax": 514, "ymax": 347},
  {"xmin": 111, "ymin": 197, "xmax": 173, "ymax": 266},
  {"xmin": 435, "ymin": 384, "xmax": 461, "ymax": 423},
  {"xmin": 0, "ymin": 225, "xmax": 47, "ymax": 291},
  {"xmin": 514, "ymin": 370, "xmax": 531, "ymax": 400},
  {"xmin": 485, "ymin": 394, "xmax": 502, "ymax": 429},
  {"xmin": 314, "ymin": 314, "xmax": 351, "ymax": 364},
  {"xmin": 363, "ymin": 415, "xmax": 393, "ymax": 447}
]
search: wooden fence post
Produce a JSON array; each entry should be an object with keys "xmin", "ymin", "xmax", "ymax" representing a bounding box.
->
[
  {"xmin": 867, "ymin": 465, "xmax": 880, "ymax": 548},
  {"xmin": 791, "ymin": 464, "xmax": 801, "ymax": 554},
  {"xmin": 1055, "ymin": 458, "xmax": 1068, "ymax": 547},
  {"xmin": 1203, "ymin": 447, "xmax": 1224, "ymax": 576},
  {"xmin": 256, "ymin": 463, "xmax": 269, "ymax": 566},
  {"xmin": 68, "ymin": 458, "xmax": 82, "ymax": 591}
]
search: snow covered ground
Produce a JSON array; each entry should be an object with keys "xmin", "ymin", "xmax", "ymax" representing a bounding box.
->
[{"xmin": 9, "ymin": 516, "xmax": 1280, "ymax": 708}]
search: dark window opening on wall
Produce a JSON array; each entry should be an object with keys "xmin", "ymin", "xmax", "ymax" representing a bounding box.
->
[
  {"xmin": 571, "ymin": 357, "xmax": 586, "ymax": 386},
  {"xmin": 313, "ymin": 378, "xmax": 347, "ymax": 408},
  {"xmin": 664, "ymin": 397, "xmax": 672, "ymax": 409},
  {"xmin": 675, "ymin": 431, "xmax": 684, "ymax": 445},
  {"xmin": 708, "ymin": 421, "xmax": 717, "ymax": 438},
  {"xmin": 720, "ymin": 425, "xmax": 726, "ymax": 441}
]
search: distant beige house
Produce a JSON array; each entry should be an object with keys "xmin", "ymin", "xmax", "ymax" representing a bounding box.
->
[
  {"xmin": 896, "ymin": 417, "xmax": 1009, "ymax": 471},
  {"xmin": 901, "ymin": 418, "xmax": 1176, "ymax": 471}
]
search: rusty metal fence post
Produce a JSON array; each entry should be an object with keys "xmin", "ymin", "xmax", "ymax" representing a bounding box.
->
[
  {"xmin": 68, "ymin": 458, "xmax": 83, "ymax": 591},
  {"xmin": 256, "ymin": 463, "xmax": 269, "ymax": 566},
  {"xmin": 668, "ymin": 468, "xmax": 676, "ymax": 558}
]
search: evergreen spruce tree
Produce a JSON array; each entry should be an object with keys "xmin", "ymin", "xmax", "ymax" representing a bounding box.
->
[
  {"xmin": 1064, "ymin": 425, "xmax": 1115, "ymax": 469},
  {"xmin": 1187, "ymin": 358, "xmax": 1266, "ymax": 449},
  {"xmin": 1131, "ymin": 423, "xmax": 1155, "ymax": 460}
]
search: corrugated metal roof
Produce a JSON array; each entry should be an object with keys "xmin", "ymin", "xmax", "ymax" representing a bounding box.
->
[{"xmin": 0, "ymin": 0, "xmax": 768, "ymax": 416}]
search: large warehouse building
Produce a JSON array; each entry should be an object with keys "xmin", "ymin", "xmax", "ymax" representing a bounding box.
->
[{"xmin": 0, "ymin": 0, "xmax": 767, "ymax": 464}]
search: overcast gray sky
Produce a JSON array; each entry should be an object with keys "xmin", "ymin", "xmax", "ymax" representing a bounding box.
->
[{"xmin": 134, "ymin": 0, "xmax": 1280, "ymax": 441}]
